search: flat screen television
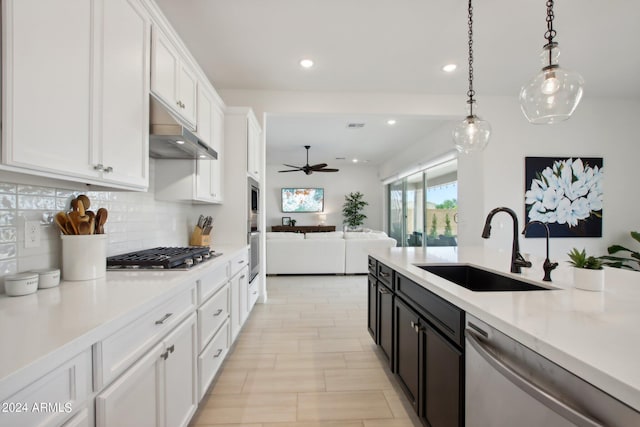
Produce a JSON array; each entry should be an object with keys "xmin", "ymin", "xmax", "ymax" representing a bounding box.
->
[{"xmin": 281, "ymin": 188, "xmax": 324, "ymax": 213}]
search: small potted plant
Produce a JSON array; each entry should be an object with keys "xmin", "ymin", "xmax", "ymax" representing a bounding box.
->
[{"xmin": 567, "ymin": 248, "xmax": 604, "ymax": 291}]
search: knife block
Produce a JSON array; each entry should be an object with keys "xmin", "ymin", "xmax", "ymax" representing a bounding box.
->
[{"xmin": 190, "ymin": 227, "xmax": 211, "ymax": 247}]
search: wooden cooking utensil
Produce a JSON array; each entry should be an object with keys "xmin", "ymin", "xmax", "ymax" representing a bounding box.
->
[
  {"xmin": 68, "ymin": 211, "xmax": 81, "ymax": 235},
  {"xmin": 54, "ymin": 212, "xmax": 69, "ymax": 235},
  {"xmin": 70, "ymin": 198, "xmax": 85, "ymax": 216},
  {"xmin": 67, "ymin": 211, "xmax": 80, "ymax": 234},
  {"xmin": 78, "ymin": 221, "xmax": 91, "ymax": 235},
  {"xmin": 77, "ymin": 194, "xmax": 90, "ymax": 211},
  {"xmin": 65, "ymin": 221, "xmax": 75, "ymax": 235},
  {"xmin": 96, "ymin": 208, "xmax": 108, "ymax": 234}
]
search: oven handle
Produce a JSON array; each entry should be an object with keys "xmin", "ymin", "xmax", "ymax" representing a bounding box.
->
[{"xmin": 465, "ymin": 329, "xmax": 603, "ymax": 427}]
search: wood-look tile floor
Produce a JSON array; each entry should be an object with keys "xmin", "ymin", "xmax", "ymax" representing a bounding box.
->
[{"xmin": 189, "ymin": 275, "xmax": 422, "ymax": 427}]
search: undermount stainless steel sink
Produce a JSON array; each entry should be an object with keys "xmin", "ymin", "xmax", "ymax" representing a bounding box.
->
[{"xmin": 416, "ymin": 264, "xmax": 555, "ymax": 292}]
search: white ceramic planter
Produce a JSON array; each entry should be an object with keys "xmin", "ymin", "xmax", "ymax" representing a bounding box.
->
[{"xmin": 573, "ymin": 267, "xmax": 605, "ymax": 291}]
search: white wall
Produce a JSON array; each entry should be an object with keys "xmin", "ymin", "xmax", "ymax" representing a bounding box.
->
[
  {"xmin": 220, "ymin": 89, "xmax": 640, "ymax": 263},
  {"xmin": 265, "ymin": 163, "xmax": 383, "ymax": 231}
]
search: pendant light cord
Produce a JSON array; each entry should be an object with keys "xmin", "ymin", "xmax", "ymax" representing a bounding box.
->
[
  {"xmin": 544, "ymin": 0, "xmax": 557, "ymax": 66},
  {"xmin": 466, "ymin": 0, "xmax": 475, "ymax": 116}
]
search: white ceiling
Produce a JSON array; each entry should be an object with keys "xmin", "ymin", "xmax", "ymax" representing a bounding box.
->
[{"xmin": 154, "ymin": 0, "xmax": 640, "ymax": 166}]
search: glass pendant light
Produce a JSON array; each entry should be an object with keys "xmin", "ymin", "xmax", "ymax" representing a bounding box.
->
[
  {"xmin": 453, "ymin": 0, "xmax": 491, "ymax": 154},
  {"xmin": 520, "ymin": 0, "xmax": 584, "ymax": 124}
]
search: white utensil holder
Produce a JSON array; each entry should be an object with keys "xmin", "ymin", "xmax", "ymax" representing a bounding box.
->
[{"xmin": 61, "ymin": 234, "xmax": 107, "ymax": 281}]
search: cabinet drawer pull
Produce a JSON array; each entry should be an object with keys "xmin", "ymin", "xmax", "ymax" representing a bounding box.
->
[
  {"xmin": 161, "ymin": 350, "xmax": 169, "ymax": 360},
  {"xmin": 155, "ymin": 313, "xmax": 173, "ymax": 325},
  {"xmin": 213, "ymin": 349, "xmax": 223, "ymax": 358},
  {"xmin": 103, "ymin": 166, "xmax": 113, "ymax": 173},
  {"xmin": 167, "ymin": 344, "xmax": 175, "ymax": 354},
  {"xmin": 238, "ymin": 260, "xmax": 245, "ymax": 264},
  {"xmin": 379, "ymin": 271, "xmax": 390, "ymax": 278},
  {"xmin": 93, "ymin": 164, "xmax": 104, "ymax": 171},
  {"xmin": 213, "ymin": 309, "xmax": 223, "ymax": 316},
  {"xmin": 378, "ymin": 287, "xmax": 389, "ymax": 294},
  {"xmin": 240, "ymin": 275, "xmax": 246, "ymax": 279}
]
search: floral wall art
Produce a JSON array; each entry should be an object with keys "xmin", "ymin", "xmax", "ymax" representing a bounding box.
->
[{"xmin": 524, "ymin": 157, "xmax": 603, "ymax": 238}]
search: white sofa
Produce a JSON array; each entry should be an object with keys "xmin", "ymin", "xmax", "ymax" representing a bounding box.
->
[{"xmin": 266, "ymin": 230, "xmax": 397, "ymax": 275}]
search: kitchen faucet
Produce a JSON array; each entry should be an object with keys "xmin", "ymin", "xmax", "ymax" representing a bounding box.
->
[
  {"xmin": 481, "ymin": 207, "xmax": 532, "ymax": 273},
  {"xmin": 522, "ymin": 220, "xmax": 559, "ymax": 282}
]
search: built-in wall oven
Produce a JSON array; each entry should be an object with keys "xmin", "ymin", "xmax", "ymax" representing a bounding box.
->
[
  {"xmin": 248, "ymin": 177, "xmax": 259, "ymax": 282},
  {"xmin": 248, "ymin": 177, "xmax": 259, "ymax": 233},
  {"xmin": 249, "ymin": 232, "xmax": 259, "ymax": 282}
]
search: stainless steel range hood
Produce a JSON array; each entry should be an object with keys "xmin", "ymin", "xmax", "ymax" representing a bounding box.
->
[{"xmin": 149, "ymin": 96, "xmax": 218, "ymax": 160}]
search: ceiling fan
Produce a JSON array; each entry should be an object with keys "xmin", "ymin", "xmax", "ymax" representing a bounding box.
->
[{"xmin": 278, "ymin": 145, "xmax": 339, "ymax": 175}]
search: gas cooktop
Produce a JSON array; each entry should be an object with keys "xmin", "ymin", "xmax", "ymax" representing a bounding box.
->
[{"xmin": 106, "ymin": 246, "xmax": 222, "ymax": 270}]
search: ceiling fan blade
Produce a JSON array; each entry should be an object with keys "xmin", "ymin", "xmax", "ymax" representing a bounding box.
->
[
  {"xmin": 282, "ymin": 164, "xmax": 303, "ymax": 169},
  {"xmin": 278, "ymin": 169, "xmax": 302, "ymax": 173},
  {"xmin": 315, "ymin": 168, "xmax": 340, "ymax": 172},
  {"xmin": 309, "ymin": 163, "xmax": 328, "ymax": 170}
]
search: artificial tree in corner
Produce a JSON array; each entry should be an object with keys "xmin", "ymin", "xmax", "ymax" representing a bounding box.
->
[{"xmin": 342, "ymin": 191, "xmax": 368, "ymax": 230}]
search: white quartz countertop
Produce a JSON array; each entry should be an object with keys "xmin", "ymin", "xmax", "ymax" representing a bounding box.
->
[
  {"xmin": 369, "ymin": 246, "xmax": 640, "ymax": 412},
  {"xmin": 0, "ymin": 245, "xmax": 247, "ymax": 401}
]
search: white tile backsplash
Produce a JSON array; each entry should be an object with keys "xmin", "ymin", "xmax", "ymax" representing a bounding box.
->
[{"xmin": 0, "ymin": 161, "xmax": 195, "ymax": 293}]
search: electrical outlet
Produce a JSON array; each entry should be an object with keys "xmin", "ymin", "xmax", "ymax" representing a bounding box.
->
[{"xmin": 25, "ymin": 220, "xmax": 41, "ymax": 248}]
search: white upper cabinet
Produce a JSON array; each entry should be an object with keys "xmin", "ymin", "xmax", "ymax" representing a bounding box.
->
[
  {"xmin": 247, "ymin": 112, "xmax": 262, "ymax": 180},
  {"xmin": 2, "ymin": 0, "xmax": 94, "ymax": 180},
  {"xmin": 1, "ymin": 0, "xmax": 150, "ymax": 190},
  {"xmin": 151, "ymin": 28, "xmax": 197, "ymax": 128},
  {"xmin": 210, "ymin": 102, "xmax": 225, "ymax": 202},
  {"xmin": 194, "ymin": 85, "xmax": 224, "ymax": 203},
  {"xmin": 96, "ymin": 0, "xmax": 151, "ymax": 189}
]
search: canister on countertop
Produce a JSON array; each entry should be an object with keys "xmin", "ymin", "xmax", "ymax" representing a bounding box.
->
[
  {"xmin": 32, "ymin": 268, "xmax": 61, "ymax": 289},
  {"xmin": 4, "ymin": 272, "xmax": 39, "ymax": 296}
]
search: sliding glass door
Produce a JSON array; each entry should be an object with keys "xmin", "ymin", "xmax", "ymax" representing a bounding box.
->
[
  {"xmin": 388, "ymin": 180, "xmax": 404, "ymax": 245},
  {"xmin": 387, "ymin": 159, "xmax": 458, "ymax": 248},
  {"xmin": 405, "ymin": 172, "xmax": 424, "ymax": 247}
]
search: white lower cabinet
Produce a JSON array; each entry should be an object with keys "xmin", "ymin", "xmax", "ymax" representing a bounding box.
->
[
  {"xmin": 229, "ymin": 264, "xmax": 249, "ymax": 342},
  {"xmin": 198, "ymin": 319, "xmax": 230, "ymax": 400},
  {"xmin": 95, "ymin": 342, "xmax": 163, "ymax": 427},
  {"xmin": 96, "ymin": 313, "xmax": 197, "ymax": 427},
  {"xmin": 163, "ymin": 313, "xmax": 198, "ymax": 427},
  {"xmin": 0, "ymin": 350, "xmax": 92, "ymax": 427},
  {"xmin": 248, "ymin": 276, "xmax": 260, "ymax": 313},
  {"xmin": 62, "ymin": 406, "xmax": 93, "ymax": 427},
  {"xmin": 197, "ymin": 284, "xmax": 229, "ymax": 352},
  {"xmin": 94, "ymin": 285, "xmax": 196, "ymax": 389}
]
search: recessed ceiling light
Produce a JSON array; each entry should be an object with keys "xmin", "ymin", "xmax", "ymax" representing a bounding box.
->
[
  {"xmin": 199, "ymin": 155, "xmax": 207, "ymax": 159},
  {"xmin": 300, "ymin": 58, "xmax": 314, "ymax": 69},
  {"xmin": 387, "ymin": 119, "xmax": 397, "ymax": 125},
  {"xmin": 442, "ymin": 63, "xmax": 457, "ymax": 73},
  {"xmin": 175, "ymin": 140, "xmax": 185, "ymax": 145},
  {"xmin": 352, "ymin": 158, "xmax": 359, "ymax": 163}
]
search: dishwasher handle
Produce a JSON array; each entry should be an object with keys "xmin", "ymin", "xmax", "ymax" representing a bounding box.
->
[{"xmin": 465, "ymin": 328, "xmax": 604, "ymax": 427}]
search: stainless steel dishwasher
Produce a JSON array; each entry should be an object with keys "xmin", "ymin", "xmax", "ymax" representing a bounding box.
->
[{"xmin": 465, "ymin": 314, "xmax": 640, "ymax": 427}]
